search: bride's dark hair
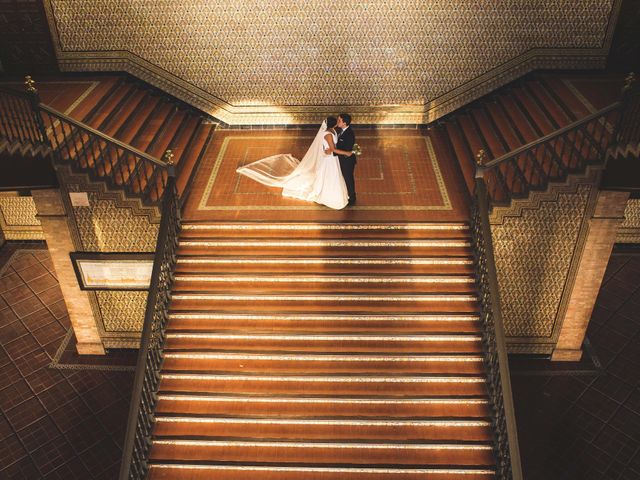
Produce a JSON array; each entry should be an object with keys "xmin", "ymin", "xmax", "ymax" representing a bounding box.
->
[{"xmin": 325, "ymin": 116, "xmax": 337, "ymax": 129}]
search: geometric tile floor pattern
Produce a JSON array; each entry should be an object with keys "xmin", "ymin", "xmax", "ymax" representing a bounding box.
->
[
  {"xmin": 0, "ymin": 243, "xmax": 134, "ymax": 479},
  {"xmin": 1, "ymin": 241, "xmax": 639, "ymax": 479}
]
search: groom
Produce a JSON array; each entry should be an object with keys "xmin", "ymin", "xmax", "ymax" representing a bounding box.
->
[{"xmin": 334, "ymin": 113, "xmax": 357, "ymax": 206}]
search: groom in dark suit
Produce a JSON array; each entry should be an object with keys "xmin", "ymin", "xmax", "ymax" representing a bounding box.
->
[{"xmin": 334, "ymin": 113, "xmax": 357, "ymax": 206}]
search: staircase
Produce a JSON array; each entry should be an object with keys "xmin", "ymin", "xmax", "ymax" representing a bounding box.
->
[
  {"xmin": 146, "ymin": 222, "xmax": 496, "ymax": 479},
  {"xmin": 431, "ymin": 74, "xmax": 622, "ymax": 203},
  {"xmin": 0, "ymin": 75, "xmax": 216, "ymax": 203},
  {"xmin": 61, "ymin": 76, "xmax": 216, "ymax": 200}
]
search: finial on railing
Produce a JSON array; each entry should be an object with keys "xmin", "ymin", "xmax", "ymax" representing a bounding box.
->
[
  {"xmin": 24, "ymin": 75, "xmax": 37, "ymax": 94},
  {"xmin": 623, "ymin": 72, "xmax": 636, "ymax": 93},
  {"xmin": 163, "ymin": 149, "xmax": 176, "ymax": 177},
  {"xmin": 475, "ymin": 149, "xmax": 487, "ymax": 179},
  {"xmin": 163, "ymin": 150, "xmax": 174, "ymax": 165},
  {"xmin": 476, "ymin": 149, "xmax": 486, "ymax": 166}
]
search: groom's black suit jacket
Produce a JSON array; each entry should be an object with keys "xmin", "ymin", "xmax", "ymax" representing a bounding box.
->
[
  {"xmin": 336, "ymin": 127, "xmax": 356, "ymax": 164},
  {"xmin": 336, "ymin": 126, "xmax": 357, "ymax": 202}
]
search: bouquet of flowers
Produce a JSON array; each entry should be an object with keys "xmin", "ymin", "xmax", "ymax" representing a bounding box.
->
[{"xmin": 352, "ymin": 144, "xmax": 362, "ymax": 156}]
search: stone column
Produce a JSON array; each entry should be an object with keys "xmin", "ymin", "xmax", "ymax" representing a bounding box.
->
[
  {"xmin": 552, "ymin": 190, "xmax": 630, "ymax": 361},
  {"xmin": 31, "ymin": 189, "xmax": 105, "ymax": 355}
]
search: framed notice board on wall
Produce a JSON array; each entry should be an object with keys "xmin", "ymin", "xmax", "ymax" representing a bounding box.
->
[{"xmin": 70, "ymin": 252, "xmax": 154, "ymax": 291}]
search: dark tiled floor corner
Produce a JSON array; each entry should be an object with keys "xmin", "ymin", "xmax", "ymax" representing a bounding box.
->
[
  {"xmin": 511, "ymin": 253, "xmax": 640, "ymax": 480},
  {"xmin": 0, "ymin": 244, "xmax": 134, "ymax": 479}
]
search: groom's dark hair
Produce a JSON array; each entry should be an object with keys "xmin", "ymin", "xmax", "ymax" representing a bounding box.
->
[
  {"xmin": 326, "ymin": 116, "xmax": 337, "ymax": 128},
  {"xmin": 339, "ymin": 113, "xmax": 352, "ymax": 125}
]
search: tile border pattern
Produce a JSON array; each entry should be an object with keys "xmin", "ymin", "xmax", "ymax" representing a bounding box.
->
[{"xmin": 198, "ymin": 135, "xmax": 452, "ymax": 211}]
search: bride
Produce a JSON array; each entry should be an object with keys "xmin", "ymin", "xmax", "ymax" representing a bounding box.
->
[{"xmin": 236, "ymin": 117, "xmax": 349, "ymax": 210}]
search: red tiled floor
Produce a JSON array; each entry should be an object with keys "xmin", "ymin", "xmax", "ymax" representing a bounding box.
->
[
  {"xmin": 183, "ymin": 128, "xmax": 470, "ymax": 222},
  {"xmin": 0, "ymin": 244, "xmax": 134, "ymax": 479}
]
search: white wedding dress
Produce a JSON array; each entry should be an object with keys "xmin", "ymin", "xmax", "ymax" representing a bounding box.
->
[{"xmin": 236, "ymin": 122, "xmax": 349, "ymax": 210}]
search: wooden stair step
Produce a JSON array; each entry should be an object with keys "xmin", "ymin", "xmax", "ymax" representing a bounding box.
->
[
  {"xmin": 484, "ymin": 100, "xmax": 526, "ymax": 150},
  {"xmin": 537, "ymin": 77, "xmax": 592, "ymax": 119},
  {"xmin": 495, "ymin": 93, "xmax": 539, "ymax": 143},
  {"xmin": 153, "ymin": 416, "xmax": 493, "ymax": 441},
  {"xmin": 86, "ymin": 81, "xmax": 137, "ymax": 130},
  {"xmin": 175, "ymin": 256, "xmax": 475, "ymax": 275},
  {"xmin": 100, "ymin": 88, "xmax": 148, "ymax": 138},
  {"xmin": 469, "ymin": 109, "xmax": 508, "ymax": 157},
  {"xmin": 169, "ymin": 293, "xmax": 479, "ymax": 313},
  {"xmin": 180, "ymin": 222, "xmax": 470, "ymax": 239},
  {"xmin": 119, "ymin": 94, "xmax": 163, "ymax": 144},
  {"xmin": 177, "ymin": 238, "xmax": 473, "ymax": 257},
  {"xmin": 510, "ymin": 86, "xmax": 555, "ymax": 136},
  {"xmin": 164, "ymin": 332, "xmax": 483, "ymax": 353},
  {"xmin": 154, "ymin": 395, "xmax": 491, "ymax": 418},
  {"xmin": 453, "ymin": 115, "xmax": 488, "ymax": 160},
  {"xmin": 159, "ymin": 373, "xmax": 488, "ymax": 396},
  {"xmin": 428, "ymin": 126, "xmax": 476, "ymax": 196},
  {"xmin": 58, "ymin": 77, "xmax": 122, "ymax": 124},
  {"xmin": 526, "ymin": 80, "xmax": 573, "ymax": 127},
  {"xmin": 444, "ymin": 120, "xmax": 473, "ymax": 165},
  {"xmin": 172, "ymin": 273, "xmax": 477, "ymax": 294},
  {"xmin": 149, "ymin": 108, "xmax": 187, "ymax": 158},
  {"xmin": 175, "ymin": 122, "xmax": 215, "ymax": 197},
  {"xmin": 131, "ymin": 100, "xmax": 174, "ymax": 151},
  {"xmin": 166, "ymin": 313, "xmax": 482, "ymax": 333},
  {"xmin": 79, "ymin": 77, "xmax": 126, "ymax": 125},
  {"xmin": 148, "ymin": 463, "xmax": 495, "ymax": 480},
  {"xmin": 149, "ymin": 439, "xmax": 495, "ymax": 466},
  {"xmin": 167, "ymin": 115, "xmax": 201, "ymax": 165},
  {"xmin": 161, "ymin": 352, "xmax": 485, "ymax": 374}
]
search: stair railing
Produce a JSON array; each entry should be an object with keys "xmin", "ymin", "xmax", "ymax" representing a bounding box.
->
[
  {"xmin": 0, "ymin": 77, "xmax": 48, "ymax": 149},
  {"xmin": 0, "ymin": 77, "xmax": 171, "ymax": 203},
  {"xmin": 614, "ymin": 72, "xmax": 639, "ymax": 149},
  {"xmin": 477, "ymin": 72, "xmax": 639, "ymax": 207},
  {"xmin": 471, "ymin": 174, "xmax": 523, "ymax": 480},
  {"xmin": 0, "ymin": 77, "xmax": 180, "ymax": 478},
  {"xmin": 476, "ymin": 103, "xmax": 621, "ymax": 206},
  {"xmin": 119, "ymin": 172, "xmax": 180, "ymax": 480}
]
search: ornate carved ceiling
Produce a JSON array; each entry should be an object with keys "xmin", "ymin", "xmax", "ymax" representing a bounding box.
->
[{"xmin": 44, "ymin": 0, "xmax": 620, "ymax": 125}]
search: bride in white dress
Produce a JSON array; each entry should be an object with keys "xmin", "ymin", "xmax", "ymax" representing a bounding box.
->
[{"xmin": 236, "ymin": 117, "xmax": 349, "ymax": 210}]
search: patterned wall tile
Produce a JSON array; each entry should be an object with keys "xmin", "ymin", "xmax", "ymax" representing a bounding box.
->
[
  {"xmin": 72, "ymin": 193, "xmax": 158, "ymax": 252},
  {"xmin": 0, "ymin": 193, "xmax": 45, "ymax": 240},
  {"xmin": 617, "ymin": 198, "xmax": 640, "ymax": 243},
  {"xmin": 44, "ymin": 0, "xmax": 619, "ymax": 124},
  {"xmin": 490, "ymin": 171, "xmax": 599, "ymax": 353},
  {"xmin": 56, "ymin": 168, "xmax": 160, "ymax": 343},
  {"xmin": 95, "ymin": 290, "xmax": 147, "ymax": 334}
]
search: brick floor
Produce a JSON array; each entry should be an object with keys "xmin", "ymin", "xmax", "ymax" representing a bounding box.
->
[{"xmin": 0, "ymin": 243, "xmax": 134, "ymax": 480}]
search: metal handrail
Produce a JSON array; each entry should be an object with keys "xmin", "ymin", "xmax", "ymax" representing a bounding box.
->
[
  {"xmin": 0, "ymin": 84, "xmax": 33, "ymax": 99},
  {"xmin": 38, "ymin": 103, "xmax": 168, "ymax": 167},
  {"xmin": 472, "ymin": 176, "xmax": 523, "ymax": 479},
  {"xmin": 119, "ymin": 173, "xmax": 180, "ymax": 480},
  {"xmin": 480, "ymin": 102, "xmax": 621, "ymax": 171},
  {"xmin": 0, "ymin": 80, "xmax": 171, "ymax": 204},
  {"xmin": 476, "ymin": 72, "xmax": 639, "ymax": 208}
]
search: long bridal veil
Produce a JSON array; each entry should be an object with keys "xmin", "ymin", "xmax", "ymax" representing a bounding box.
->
[{"xmin": 236, "ymin": 121, "xmax": 328, "ymax": 201}]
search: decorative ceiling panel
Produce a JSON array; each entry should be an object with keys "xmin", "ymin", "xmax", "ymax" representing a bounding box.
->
[{"xmin": 44, "ymin": 0, "xmax": 620, "ymax": 124}]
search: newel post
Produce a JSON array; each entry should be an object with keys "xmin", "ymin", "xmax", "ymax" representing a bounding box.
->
[{"xmin": 24, "ymin": 75, "xmax": 48, "ymax": 144}]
